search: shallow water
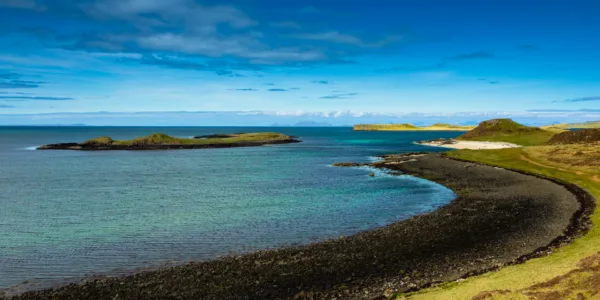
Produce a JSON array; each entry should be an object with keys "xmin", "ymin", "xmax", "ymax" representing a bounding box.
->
[{"xmin": 0, "ymin": 126, "xmax": 461, "ymax": 290}]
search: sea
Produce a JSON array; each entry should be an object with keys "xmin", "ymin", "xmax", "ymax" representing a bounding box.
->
[{"xmin": 0, "ymin": 126, "xmax": 462, "ymax": 292}]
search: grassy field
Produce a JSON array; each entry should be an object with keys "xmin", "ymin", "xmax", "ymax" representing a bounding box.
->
[
  {"xmin": 83, "ymin": 132, "xmax": 293, "ymax": 146},
  {"xmin": 353, "ymin": 123, "xmax": 475, "ymax": 131},
  {"xmin": 398, "ymin": 144, "xmax": 600, "ymax": 299}
]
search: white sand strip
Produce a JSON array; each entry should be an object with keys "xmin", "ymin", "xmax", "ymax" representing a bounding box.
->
[{"xmin": 419, "ymin": 140, "xmax": 521, "ymax": 150}]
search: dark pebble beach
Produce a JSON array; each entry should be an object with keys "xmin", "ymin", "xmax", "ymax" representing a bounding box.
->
[{"xmin": 5, "ymin": 153, "xmax": 593, "ymax": 300}]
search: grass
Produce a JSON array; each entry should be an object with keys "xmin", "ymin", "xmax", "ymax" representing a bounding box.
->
[
  {"xmin": 83, "ymin": 132, "xmax": 293, "ymax": 146},
  {"xmin": 457, "ymin": 118, "xmax": 556, "ymax": 146},
  {"xmin": 397, "ymin": 146, "xmax": 600, "ymax": 300},
  {"xmin": 353, "ymin": 124, "xmax": 475, "ymax": 131},
  {"xmin": 82, "ymin": 136, "xmax": 114, "ymax": 146},
  {"xmin": 456, "ymin": 131, "xmax": 556, "ymax": 146}
]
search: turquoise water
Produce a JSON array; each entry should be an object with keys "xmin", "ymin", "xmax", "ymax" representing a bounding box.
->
[{"xmin": 0, "ymin": 127, "xmax": 460, "ymax": 291}]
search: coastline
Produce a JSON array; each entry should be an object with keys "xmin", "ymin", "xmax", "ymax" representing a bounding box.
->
[
  {"xmin": 4, "ymin": 153, "xmax": 592, "ymax": 300},
  {"xmin": 417, "ymin": 139, "xmax": 520, "ymax": 150}
]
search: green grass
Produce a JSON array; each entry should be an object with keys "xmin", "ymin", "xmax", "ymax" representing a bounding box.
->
[
  {"xmin": 82, "ymin": 136, "xmax": 114, "ymax": 146},
  {"xmin": 397, "ymin": 147, "xmax": 600, "ymax": 300},
  {"xmin": 82, "ymin": 132, "xmax": 293, "ymax": 146},
  {"xmin": 353, "ymin": 124, "xmax": 474, "ymax": 131},
  {"xmin": 457, "ymin": 118, "xmax": 556, "ymax": 146},
  {"xmin": 457, "ymin": 131, "xmax": 556, "ymax": 146}
]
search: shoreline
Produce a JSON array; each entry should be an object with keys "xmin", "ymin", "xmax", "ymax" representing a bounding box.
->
[
  {"xmin": 416, "ymin": 139, "xmax": 521, "ymax": 150},
  {"xmin": 4, "ymin": 154, "xmax": 593, "ymax": 300}
]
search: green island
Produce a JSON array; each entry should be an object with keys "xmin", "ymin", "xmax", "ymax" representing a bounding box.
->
[
  {"xmin": 36, "ymin": 132, "xmax": 300, "ymax": 150},
  {"xmin": 353, "ymin": 123, "xmax": 476, "ymax": 131},
  {"xmin": 398, "ymin": 127, "xmax": 600, "ymax": 299}
]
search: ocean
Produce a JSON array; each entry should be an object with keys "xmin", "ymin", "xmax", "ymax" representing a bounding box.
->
[{"xmin": 0, "ymin": 126, "xmax": 461, "ymax": 291}]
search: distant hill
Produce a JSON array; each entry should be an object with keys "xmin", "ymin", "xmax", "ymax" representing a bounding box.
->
[
  {"xmin": 353, "ymin": 123, "xmax": 474, "ymax": 131},
  {"xmin": 542, "ymin": 121, "xmax": 600, "ymax": 131},
  {"xmin": 458, "ymin": 118, "xmax": 556, "ymax": 146},
  {"xmin": 294, "ymin": 121, "xmax": 333, "ymax": 127},
  {"xmin": 547, "ymin": 128, "xmax": 600, "ymax": 145}
]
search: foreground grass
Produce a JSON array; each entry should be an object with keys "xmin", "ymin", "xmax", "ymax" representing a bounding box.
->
[
  {"xmin": 84, "ymin": 132, "xmax": 292, "ymax": 146},
  {"xmin": 353, "ymin": 123, "xmax": 475, "ymax": 131},
  {"xmin": 399, "ymin": 146, "xmax": 600, "ymax": 300}
]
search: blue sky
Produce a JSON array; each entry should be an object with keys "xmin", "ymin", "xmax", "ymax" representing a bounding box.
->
[{"xmin": 0, "ymin": 0, "xmax": 599, "ymax": 125}]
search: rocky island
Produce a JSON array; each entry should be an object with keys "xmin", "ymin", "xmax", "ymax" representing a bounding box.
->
[{"xmin": 37, "ymin": 132, "xmax": 300, "ymax": 150}]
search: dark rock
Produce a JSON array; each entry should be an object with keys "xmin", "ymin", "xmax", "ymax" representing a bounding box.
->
[{"xmin": 332, "ymin": 162, "xmax": 361, "ymax": 167}]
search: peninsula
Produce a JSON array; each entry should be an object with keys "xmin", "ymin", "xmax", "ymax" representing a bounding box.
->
[
  {"xmin": 417, "ymin": 118, "xmax": 557, "ymax": 149},
  {"xmin": 353, "ymin": 123, "xmax": 475, "ymax": 131},
  {"xmin": 37, "ymin": 132, "xmax": 300, "ymax": 150}
]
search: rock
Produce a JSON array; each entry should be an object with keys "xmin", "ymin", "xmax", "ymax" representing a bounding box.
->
[{"xmin": 332, "ymin": 162, "xmax": 360, "ymax": 167}]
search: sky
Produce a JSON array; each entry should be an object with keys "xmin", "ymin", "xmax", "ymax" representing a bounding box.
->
[{"xmin": 0, "ymin": 0, "xmax": 599, "ymax": 125}]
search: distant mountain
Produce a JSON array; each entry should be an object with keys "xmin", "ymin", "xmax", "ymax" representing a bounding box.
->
[
  {"xmin": 293, "ymin": 121, "xmax": 333, "ymax": 127},
  {"xmin": 17, "ymin": 123, "xmax": 89, "ymax": 126}
]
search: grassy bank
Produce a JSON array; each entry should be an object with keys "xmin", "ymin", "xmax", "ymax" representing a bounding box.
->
[
  {"xmin": 353, "ymin": 123, "xmax": 475, "ymax": 131},
  {"xmin": 401, "ymin": 144, "xmax": 600, "ymax": 299}
]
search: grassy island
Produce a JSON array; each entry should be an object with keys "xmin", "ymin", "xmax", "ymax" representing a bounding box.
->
[
  {"xmin": 37, "ymin": 132, "xmax": 300, "ymax": 150},
  {"xmin": 353, "ymin": 123, "xmax": 475, "ymax": 131}
]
